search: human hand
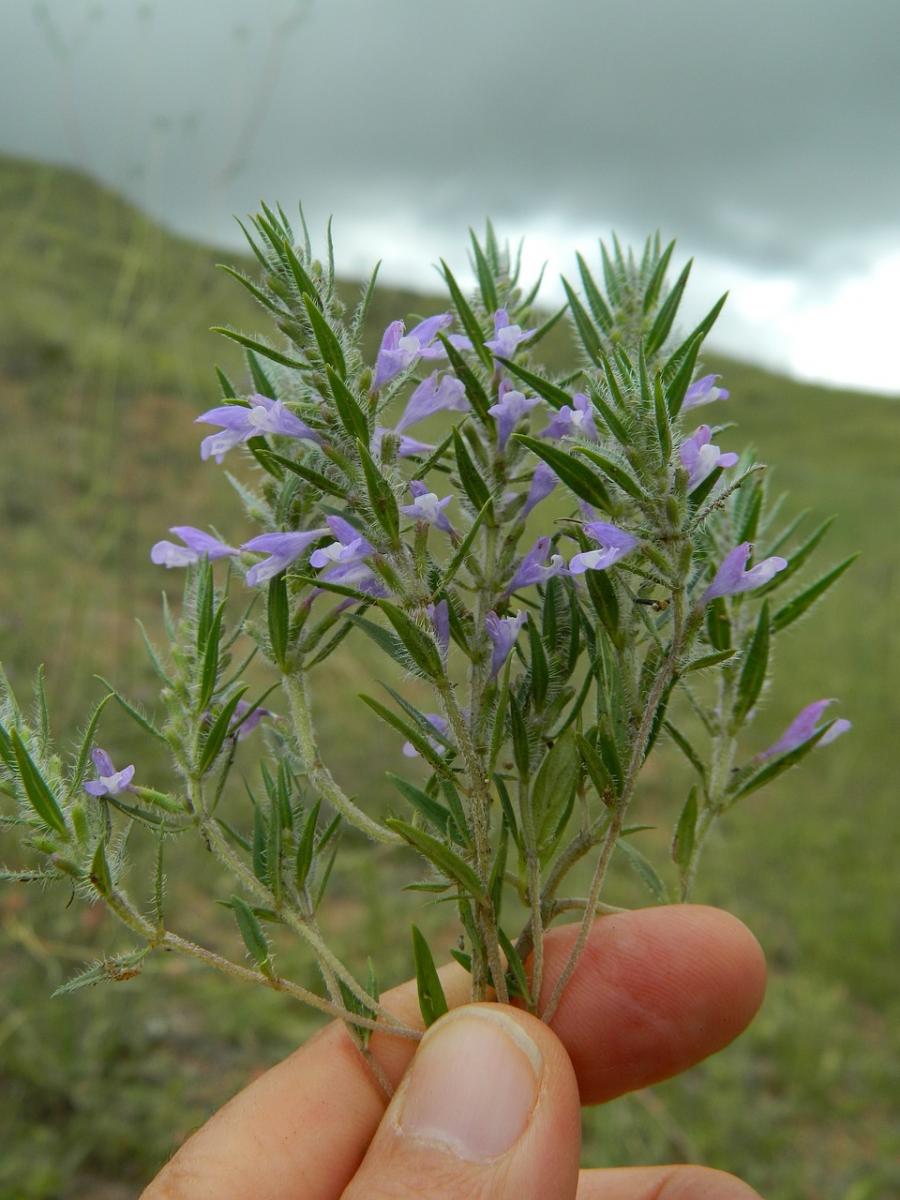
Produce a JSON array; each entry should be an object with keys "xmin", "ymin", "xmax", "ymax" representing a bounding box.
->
[{"xmin": 143, "ymin": 906, "xmax": 766, "ymax": 1199}]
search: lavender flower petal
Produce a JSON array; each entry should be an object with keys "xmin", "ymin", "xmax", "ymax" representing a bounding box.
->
[
  {"xmin": 84, "ymin": 749, "xmax": 135, "ymax": 797},
  {"xmin": 485, "ymin": 610, "xmax": 528, "ymax": 678},
  {"xmin": 488, "ymin": 383, "xmax": 540, "ymax": 449},
  {"xmin": 507, "ymin": 536, "xmax": 567, "ymax": 593},
  {"xmin": 568, "ymin": 520, "xmax": 639, "ymax": 575},
  {"xmin": 702, "ymin": 543, "xmax": 788, "ymax": 602},
  {"xmin": 758, "ymin": 699, "xmax": 851, "ymax": 761},
  {"xmin": 401, "ymin": 713, "xmax": 451, "ymax": 758},
  {"xmin": 242, "ymin": 528, "xmax": 328, "ymax": 587},
  {"xmin": 679, "ymin": 425, "xmax": 739, "ymax": 490},
  {"xmin": 427, "ymin": 598, "xmax": 451, "ymax": 662},
  {"xmin": 520, "ymin": 461, "xmax": 558, "ymax": 518},
  {"xmin": 151, "ymin": 527, "xmax": 238, "ymax": 568},
  {"xmin": 395, "ymin": 372, "xmax": 468, "ymax": 433},
  {"xmin": 485, "ymin": 309, "xmax": 536, "ymax": 359},
  {"xmin": 683, "ymin": 374, "xmax": 731, "ymax": 411},
  {"xmin": 540, "ymin": 393, "xmax": 598, "ymax": 441}
]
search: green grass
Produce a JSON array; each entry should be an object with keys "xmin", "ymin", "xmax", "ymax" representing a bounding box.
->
[{"xmin": 1, "ymin": 153, "xmax": 898, "ymax": 1199}]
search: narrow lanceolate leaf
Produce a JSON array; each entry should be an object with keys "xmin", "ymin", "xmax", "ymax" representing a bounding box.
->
[
  {"xmin": 652, "ymin": 372, "xmax": 672, "ymax": 463},
  {"xmin": 440, "ymin": 259, "xmax": 490, "ymax": 366},
  {"xmin": 302, "ymin": 294, "xmax": 346, "ymax": 376},
  {"xmin": 385, "ymin": 818, "xmax": 486, "ymax": 900},
  {"xmin": 644, "ymin": 259, "xmax": 692, "ymax": 357},
  {"xmin": 260, "ymin": 451, "xmax": 348, "ymax": 500},
  {"xmin": 642, "ymin": 239, "xmax": 676, "ymax": 314},
  {"xmin": 732, "ymin": 602, "xmax": 770, "ymax": 725},
  {"xmin": 671, "ymin": 786, "xmax": 698, "ymax": 870},
  {"xmin": 509, "ymin": 692, "xmax": 531, "ymax": 779},
  {"xmin": 731, "ymin": 725, "xmax": 833, "ymax": 800},
  {"xmin": 452, "ymin": 428, "xmax": 491, "ymax": 513},
  {"xmin": 346, "ymin": 614, "xmax": 407, "ymax": 669},
  {"xmin": 267, "ymin": 572, "xmax": 290, "ymax": 667},
  {"xmin": 616, "ymin": 837, "xmax": 669, "ymax": 903},
  {"xmin": 664, "ymin": 332, "xmax": 703, "ymax": 418},
  {"xmin": 10, "ymin": 731, "xmax": 68, "ymax": 837},
  {"xmin": 757, "ymin": 516, "xmax": 836, "ymax": 596},
  {"xmin": 469, "ymin": 229, "xmax": 498, "ymax": 312},
  {"xmin": 772, "ymin": 556, "xmax": 857, "ymax": 632},
  {"xmin": 89, "ymin": 838, "xmax": 113, "ymax": 897},
  {"xmin": 497, "ymin": 357, "xmax": 571, "ymax": 410},
  {"xmin": 575, "ymin": 251, "xmax": 614, "ymax": 331},
  {"xmin": 573, "ymin": 446, "xmax": 646, "ymax": 501},
  {"xmin": 378, "ymin": 601, "xmax": 444, "ymax": 679},
  {"xmin": 587, "ymin": 382, "xmax": 631, "ymax": 446},
  {"xmin": 282, "ymin": 239, "xmax": 319, "ymax": 303},
  {"xmin": 358, "ymin": 695, "xmax": 452, "ymax": 775},
  {"xmin": 210, "ymin": 327, "xmax": 307, "ymax": 370},
  {"xmin": 532, "ymin": 728, "xmax": 580, "ymax": 847},
  {"xmin": 664, "ymin": 723, "xmax": 708, "ymax": 794},
  {"xmin": 705, "ymin": 597, "xmax": 732, "ymax": 651},
  {"xmin": 515, "ymin": 436, "xmax": 612, "ymax": 513},
  {"xmin": 295, "ymin": 800, "xmax": 321, "ymax": 890},
  {"xmin": 527, "ymin": 619, "xmax": 550, "ymax": 709},
  {"xmin": 199, "ymin": 600, "xmax": 227, "ymax": 709},
  {"xmin": 561, "ymin": 277, "xmax": 603, "ymax": 363},
  {"xmin": 412, "ymin": 925, "xmax": 450, "ymax": 1027},
  {"xmin": 442, "ymin": 497, "xmax": 492, "ymax": 588},
  {"xmin": 356, "ymin": 437, "xmax": 400, "ymax": 544},
  {"xmin": 231, "ymin": 894, "xmax": 272, "ymax": 974},
  {"xmin": 70, "ymin": 692, "xmax": 115, "ymax": 796},
  {"xmin": 437, "ymin": 335, "xmax": 491, "ymax": 423},
  {"xmin": 326, "ymin": 366, "xmax": 368, "ymax": 443},
  {"xmin": 682, "ymin": 648, "xmax": 737, "ymax": 673},
  {"xmin": 387, "ymin": 773, "xmax": 458, "ymax": 841},
  {"xmin": 199, "ymin": 687, "xmax": 248, "ymax": 773},
  {"xmin": 663, "ymin": 294, "xmax": 728, "ymax": 385}
]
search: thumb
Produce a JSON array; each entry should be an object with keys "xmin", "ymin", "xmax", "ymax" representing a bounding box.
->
[{"xmin": 342, "ymin": 1004, "xmax": 581, "ymax": 1200}]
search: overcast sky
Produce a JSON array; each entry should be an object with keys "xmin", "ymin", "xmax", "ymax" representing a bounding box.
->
[{"xmin": 3, "ymin": 0, "xmax": 899, "ymax": 391}]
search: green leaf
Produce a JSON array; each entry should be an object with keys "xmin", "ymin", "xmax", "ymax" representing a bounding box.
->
[
  {"xmin": 497, "ymin": 927, "xmax": 533, "ymax": 1004},
  {"xmin": 89, "ymin": 838, "xmax": 112, "ymax": 897},
  {"xmin": 52, "ymin": 949, "xmax": 149, "ymax": 997},
  {"xmin": 772, "ymin": 556, "xmax": 857, "ymax": 632},
  {"xmin": 282, "ymin": 238, "xmax": 319, "ymax": 303},
  {"xmin": 587, "ymin": 382, "xmax": 631, "ymax": 446},
  {"xmin": 210, "ymin": 327, "xmax": 307, "ymax": 370},
  {"xmin": 378, "ymin": 601, "xmax": 443, "ymax": 679},
  {"xmin": 247, "ymin": 348, "xmax": 277, "ymax": 398},
  {"xmin": 577, "ymin": 731, "xmax": 611, "ymax": 801},
  {"xmin": 440, "ymin": 260, "xmax": 490, "ymax": 366},
  {"xmin": 387, "ymin": 773, "xmax": 458, "ymax": 841},
  {"xmin": 652, "ymin": 368, "xmax": 672, "ymax": 462},
  {"xmin": 705, "ymin": 597, "xmax": 732, "ymax": 651},
  {"xmin": 346, "ymin": 613, "xmax": 408, "ymax": 669},
  {"xmin": 469, "ymin": 228, "xmax": 498, "ymax": 312},
  {"xmin": 441, "ymin": 497, "xmax": 492, "ymax": 588},
  {"xmin": 682, "ymin": 648, "xmax": 737, "ymax": 673},
  {"xmin": 259, "ymin": 451, "xmax": 348, "ymax": 500},
  {"xmin": 497, "ymin": 358, "xmax": 571, "ymax": 410},
  {"xmin": 672, "ymin": 786, "xmax": 698, "ymax": 870},
  {"xmin": 10, "ymin": 730, "xmax": 68, "ymax": 837},
  {"xmin": 302, "ymin": 293, "xmax": 346, "ymax": 376},
  {"xmin": 664, "ymin": 332, "xmax": 703, "ymax": 417},
  {"xmin": 561, "ymin": 276, "xmax": 603, "ymax": 363},
  {"xmin": 573, "ymin": 446, "xmax": 646, "ymax": 501},
  {"xmin": 199, "ymin": 600, "xmax": 227, "ymax": 709},
  {"xmin": 757, "ymin": 516, "xmax": 836, "ymax": 596},
  {"xmin": 664, "ymin": 723, "xmax": 708, "ymax": 794},
  {"xmin": 437, "ymin": 335, "xmax": 491, "ymax": 423},
  {"xmin": 356, "ymin": 437, "xmax": 400, "ymax": 544},
  {"xmin": 198, "ymin": 687, "xmax": 248, "ymax": 774},
  {"xmin": 94, "ymin": 678, "xmax": 166, "ymax": 743},
  {"xmin": 642, "ymin": 239, "xmax": 676, "ymax": 314},
  {"xmin": 452, "ymin": 428, "xmax": 491, "ymax": 513},
  {"xmin": 616, "ymin": 837, "xmax": 669, "ymax": 903},
  {"xmin": 386, "ymin": 819, "xmax": 486, "ymax": 899},
  {"xmin": 663, "ymin": 294, "xmax": 728, "ymax": 386},
  {"xmin": 584, "ymin": 569, "xmax": 620, "ymax": 640},
  {"xmin": 733, "ymin": 602, "xmax": 770, "ymax": 725},
  {"xmin": 527, "ymin": 619, "xmax": 550, "ymax": 709},
  {"xmin": 732, "ymin": 725, "xmax": 833, "ymax": 800},
  {"xmin": 358, "ymin": 695, "xmax": 451, "ymax": 774},
  {"xmin": 69, "ymin": 692, "xmax": 115, "ymax": 796},
  {"xmin": 509, "ymin": 692, "xmax": 531, "ymax": 778},
  {"xmin": 644, "ymin": 259, "xmax": 692, "ymax": 357},
  {"xmin": 515, "ymin": 435, "xmax": 612, "ymax": 513},
  {"xmin": 295, "ymin": 800, "xmax": 320, "ymax": 890},
  {"xmin": 532, "ymin": 728, "xmax": 580, "ymax": 847},
  {"xmin": 412, "ymin": 925, "xmax": 449, "ymax": 1027},
  {"xmin": 326, "ymin": 366, "xmax": 368, "ymax": 443},
  {"xmin": 267, "ymin": 572, "xmax": 290, "ymax": 667},
  {"xmin": 575, "ymin": 251, "xmax": 614, "ymax": 331},
  {"xmin": 230, "ymin": 894, "xmax": 272, "ymax": 974}
]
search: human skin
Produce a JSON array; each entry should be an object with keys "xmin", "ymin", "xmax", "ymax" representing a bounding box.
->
[{"xmin": 143, "ymin": 905, "xmax": 767, "ymax": 1199}]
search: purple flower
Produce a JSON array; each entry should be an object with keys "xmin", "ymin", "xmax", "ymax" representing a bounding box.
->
[
  {"xmin": 400, "ymin": 480, "xmax": 454, "ymax": 534},
  {"xmin": 196, "ymin": 395, "xmax": 318, "ymax": 463},
  {"xmin": 309, "ymin": 515, "xmax": 374, "ymax": 569},
  {"xmin": 84, "ymin": 748, "xmax": 135, "ymax": 797},
  {"xmin": 371, "ymin": 427, "xmax": 435, "ymax": 460},
  {"xmin": 402, "ymin": 713, "xmax": 451, "ymax": 759},
  {"xmin": 485, "ymin": 309, "xmax": 535, "ymax": 359},
  {"xmin": 507, "ymin": 536, "xmax": 567, "ymax": 593},
  {"xmin": 568, "ymin": 521, "xmax": 639, "ymax": 574},
  {"xmin": 427, "ymin": 598, "xmax": 451, "ymax": 662},
  {"xmin": 372, "ymin": 314, "xmax": 454, "ymax": 390},
  {"xmin": 242, "ymin": 529, "xmax": 328, "ymax": 587},
  {"xmin": 540, "ymin": 393, "xmax": 598, "ymax": 441},
  {"xmin": 488, "ymin": 380, "xmax": 541, "ymax": 448},
  {"xmin": 679, "ymin": 425, "xmax": 739, "ymax": 491},
  {"xmin": 395, "ymin": 372, "xmax": 468, "ymax": 434},
  {"xmin": 703, "ymin": 542, "xmax": 788, "ymax": 602},
  {"xmin": 485, "ymin": 610, "xmax": 528, "ymax": 678},
  {"xmin": 683, "ymin": 374, "xmax": 730, "ymax": 412},
  {"xmin": 151, "ymin": 526, "xmax": 238, "ymax": 568},
  {"xmin": 317, "ymin": 560, "xmax": 389, "ymax": 601},
  {"xmin": 757, "ymin": 699, "xmax": 851, "ymax": 762},
  {"xmin": 520, "ymin": 461, "xmax": 558, "ymax": 519},
  {"xmin": 229, "ymin": 700, "xmax": 276, "ymax": 741}
]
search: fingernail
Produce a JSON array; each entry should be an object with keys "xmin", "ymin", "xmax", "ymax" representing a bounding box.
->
[{"xmin": 397, "ymin": 1008, "xmax": 542, "ymax": 1161}]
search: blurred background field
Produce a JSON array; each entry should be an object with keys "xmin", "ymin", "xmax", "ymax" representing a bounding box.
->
[{"xmin": 1, "ymin": 152, "xmax": 898, "ymax": 1200}]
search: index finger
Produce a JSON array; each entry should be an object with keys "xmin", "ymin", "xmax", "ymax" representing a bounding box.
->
[{"xmin": 143, "ymin": 905, "xmax": 765, "ymax": 1200}]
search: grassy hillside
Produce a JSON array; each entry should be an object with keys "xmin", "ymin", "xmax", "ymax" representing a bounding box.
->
[{"xmin": 1, "ymin": 154, "xmax": 898, "ymax": 1199}]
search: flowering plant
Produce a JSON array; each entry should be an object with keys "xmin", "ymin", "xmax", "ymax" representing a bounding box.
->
[{"xmin": 0, "ymin": 214, "xmax": 853, "ymax": 1072}]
